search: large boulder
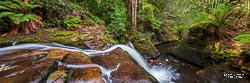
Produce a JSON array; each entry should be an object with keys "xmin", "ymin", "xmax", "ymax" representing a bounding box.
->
[
  {"xmin": 164, "ymin": 41, "xmax": 210, "ymax": 67},
  {"xmin": 0, "ymin": 50, "xmax": 55, "ymax": 83},
  {"xmin": 91, "ymin": 48, "xmax": 158, "ymax": 82},
  {"xmin": 133, "ymin": 40, "xmax": 160, "ymax": 59},
  {"xmin": 63, "ymin": 52, "xmax": 104, "ymax": 83},
  {"xmin": 0, "ymin": 49, "xmax": 104, "ymax": 83}
]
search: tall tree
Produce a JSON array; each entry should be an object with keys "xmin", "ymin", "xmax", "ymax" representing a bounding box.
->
[{"xmin": 131, "ymin": 0, "xmax": 137, "ymax": 35}]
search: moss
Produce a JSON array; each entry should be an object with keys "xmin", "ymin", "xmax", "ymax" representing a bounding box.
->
[
  {"xmin": 49, "ymin": 36, "xmax": 78, "ymax": 46},
  {"xmin": 207, "ymin": 42, "xmax": 243, "ymax": 59},
  {"xmin": 54, "ymin": 31, "xmax": 74, "ymax": 36},
  {"xmin": 167, "ymin": 35, "xmax": 179, "ymax": 42},
  {"xmin": 20, "ymin": 37, "xmax": 41, "ymax": 43},
  {"xmin": 134, "ymin": 40, "xmax": 159, "ymax": 58},
  {"xmin": 47, "ymin": 70, "xmax": 67, "ymax": 82},
  {"xmin": 79, "ymin": 53, "xmax": 90, "ymax": 61},
  {"xmin": 0, "ymin": 37, "xmax": 13, "ymax": 46},
  {"xmin": 175, "ymin": 40, "xmax": 185, "ymax": 50}
]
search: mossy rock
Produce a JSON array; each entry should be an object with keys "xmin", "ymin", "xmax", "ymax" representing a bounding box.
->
[
  {"xmin": 47, "ymin": 70, "xmax": 67, "ymax": 83},
  {"xmin": 49, "ymin": 36, "xmax": 78, "ymax": 46},
  {"xmin": 205, "ymin": 41, "xmax": 245, "ymax": 64},
  {"xmin": 54, "ymin": 31, "xmax": 74, "ymax": 36},
  {"xmin": 0, "ymin": 37, "xmax": 13, "ymax": 46},
  {"xmin": 133, "ymin": 40, "xmax": 159, "ymax": 58},
  {"xmin": 91, "ymin": 48, "xmax": 158, "ymax": 82},
  {"xmin": 0, "ymin": 29, "xmax": 90, "ymax": 48},
  {"xmin": 20, "ymin": 37, "xmax": 42, "ymax": 43}
]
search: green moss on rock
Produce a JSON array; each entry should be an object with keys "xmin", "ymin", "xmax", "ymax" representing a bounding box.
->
[
  {"xmin": 0, "ymin": 37, "xmax": 13, "ymax": 46},
  {"xmin": 54, "ymin": 31, "xmax": 74, "ymax": 36},
  {"xmin": 20, "ymin": 37, "xmax": 41, "ymax": 43},
  {"xmin": 49, "ymin": 36, "xmax": 78, "ymax": 46},
  {"xmin": 0, "ymin": 29, "xmax": 91, "ymax": 48},
  {"xmin": 206, "ymin": 42, "xmax": 243, "ymax": 61},
  {"xmin": 133, "ymin": 40, "xmax": 159, "ymax": 58}
]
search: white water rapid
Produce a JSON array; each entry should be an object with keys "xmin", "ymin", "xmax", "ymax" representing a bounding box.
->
[{"xmin": 0, "ymin": 43, "xmax": 178, "ymax": 83}]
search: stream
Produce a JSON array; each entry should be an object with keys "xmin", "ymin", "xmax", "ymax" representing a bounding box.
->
[{"xmin": 0, "ymin": 43, "xmax": 205, "ymax": 83}]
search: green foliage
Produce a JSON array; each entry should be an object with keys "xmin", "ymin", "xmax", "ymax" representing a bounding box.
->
[
  {"xmin": 191, "ymin": 3, "xmax": 235, "ymax": 28},
  {"xmin": 63, "ymin": 16, "xmax": 82, "ymax": 30},
  {"xmin": 85, "ymin": 0, "xmax": 128, "ymax": 42},
  {"xmin": 234, "ymin": 33, "xmax": 250, "ymax": 44},
  {"xmin": 88, "ymin": 14, "xmax": 104, "ymax": 25},
  {"xmin": 40, "ymin": 0, "xmax": 99, "ymax": 28},
  {"xmin": 106, "ymin": 4, "xmax": 127, "ymax": 37},
  {"xmin": 131, "ymin": 33, "xmax": 154, "ymax": 43},
  {"xmin": 0, "ymin": 0, "xmax": 41, "ymax": 25},
  {"xmin": 138, "ymin": 0, "xmax": 163, "ymax": 31},
  {"xmin": 171, "ymin": 26, "xmax": 189, "ymax": 33},
  {"xmin": 191, "ymin": 12, "xmax": 211, "ymax": 28}
]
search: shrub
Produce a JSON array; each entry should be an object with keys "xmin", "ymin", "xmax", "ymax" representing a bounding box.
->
[{"xmin": 63, "ymin": 16, "xmax": 82, "ymax": 30}]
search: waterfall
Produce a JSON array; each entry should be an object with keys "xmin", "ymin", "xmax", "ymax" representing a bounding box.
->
[
  {"xmin": 126, "ymin": 41, "xmax": 135, "ymax": 49},
  {"xmin": 0, "ymin": 43, "xmax": 178, "ymax": 83}
]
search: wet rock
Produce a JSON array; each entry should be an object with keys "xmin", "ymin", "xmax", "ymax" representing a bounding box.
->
[
  {"xmin": 47, "ymin": 49, "xmax": 69, "ymax": 60},
  {"xmin": 155, "ymin": 24, "xmax": 180, "ymax": 43},
  {"xmin": 241, "ymin": 61, "xmax": 250, "ymax": 76},
  {"xmin": 63, "ymin": 52, "xmax": 104, "ymax": 83},
  {"xmin": 47, "ymin": 66, "xmax": 67, "ymax": 83},
  {"xmin": 133, "ymin": 40, "xmax": 160, "ymax": 59},
  {"xmin": 196, "ymin": 64, "xmax": 250, "ymax": 83},
  {"xmin": 91, "ymin": 48, "xmax": 157, "ymax": 82},
  {"xmin": 241, "ymin": 66, "xmax": 250, "ymax": 76},
  {"xmin": 165, "ymin": 41, "xmax": 209, "ymax": 67},
  {"xmin": 0, "ymin": 50, "xmax": 56, "ymax": 83}
]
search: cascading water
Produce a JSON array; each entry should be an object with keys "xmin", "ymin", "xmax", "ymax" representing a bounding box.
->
[
  {"xmin": 57, "ymin": 61, "xmax": 120, "ymax": 83},
  {"xmin": 0, "ymin": 43, "xmax": 179, "ymax": 83},
  {"xmin": 126, "ymin": 41, "xmax": 135, "ymax": 49}
]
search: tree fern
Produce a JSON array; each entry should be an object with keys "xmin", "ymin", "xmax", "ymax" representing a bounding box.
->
[
  {"xmin": 0, "ymin": 0, "xmax": 42, "ymax": 36},
  {"xmin": 191, "ymin": 3, "xmax": 235, "ymax": 28},
  {"xmin": 190, "ymin": 2, "xmax": 240, "ymax": 40}
]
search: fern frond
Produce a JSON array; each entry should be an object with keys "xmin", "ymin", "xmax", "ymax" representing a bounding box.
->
[
  {"xmin": 0, "ymin": 6, "xmax": 10, "ymax": 10},
  {"xmin": 7, "ymin": 3, "xmax": 21, "ymax": 9},
  {"xmin": 190, "ymin": 21, "xmax": 210, "ymax": 29},
  {"xmin": 14, "ymin": 0, "xmax": 40, "ymax": 9},
  {"xmin": 0, "ymin": 12, "xmax": 15, "ymax": 18},
  {"xmin": 0, "ymin": 1, "xmax": 21, "ymax": 9},
  {"xmin": 20, "ymin": 14, "xmax": 41, "ymax": 22},
  {"xmin": 0, "ymin": 1, "xmax": 13, "ymax": 6},
  {"xmin": 8, "ymin": 13, "xmax": 24, "ymax": 24}
]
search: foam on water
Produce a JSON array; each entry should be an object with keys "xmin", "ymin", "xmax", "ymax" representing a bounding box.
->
[{"xmin": 0, "ymin": 43, "xmax": 178, "ymax": 83}]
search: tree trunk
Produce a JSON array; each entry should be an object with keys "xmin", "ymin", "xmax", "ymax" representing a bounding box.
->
[
  {"xmin": 248, "ymin": 1, "xmax": 250, "ymax": 10},
  {"xmin": 131, "ymin": 0, "xmax": 137, "ymax": 35},
  {"xmin": 24, "ymin": 0, "xmax": 29, "ymax": 2}
]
